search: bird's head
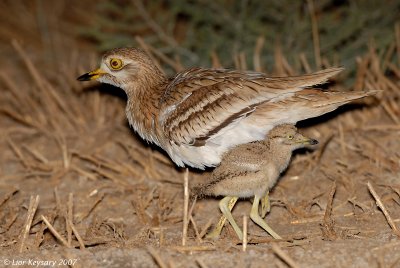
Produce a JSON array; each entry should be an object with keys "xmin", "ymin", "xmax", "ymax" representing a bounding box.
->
[
  {"xmin": 77, "ymin": 47, "xmax": 165, "ymax": 91},
  {"xmin": 268, "ymin": 124, "xmax": 318, "ymax": 150}
]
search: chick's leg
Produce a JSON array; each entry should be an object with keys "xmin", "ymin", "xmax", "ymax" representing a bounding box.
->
[
  {"xmin": 206, "ymin": 197, "xmax": 238, "ymax": 239},
  {"xmin": 250, "ymin": 194, "xmax": 282, "ymax": 239},
  {"xmin": 260, "ymin": 191, "xmax": 271, "ymax": 218},
  {"xmin": 218, "ymin": 196, "xmax": 243, "ymax": 240}
]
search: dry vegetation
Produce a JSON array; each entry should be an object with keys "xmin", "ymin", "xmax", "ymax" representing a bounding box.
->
[{"xmin": 1, "ymin": 1, "xmax": 400, "ymax": 267}]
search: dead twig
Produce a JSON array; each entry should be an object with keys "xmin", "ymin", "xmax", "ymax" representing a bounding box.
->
[
  {"xmin": 7, "ymin": 138, "xmax": 30, "ymax": 169},
  {"xmin": 132, "ymin": 0, "xmax": 177, "ymax": 48},
  {"xmin": 188, "ymin": 197, "xmax": 202, "ymax": 243},
  {"xmin": 67, "ymin": 193, "xmax": 73, "ymax": 247},
  {"xmin": 321, "ymin": 181, "xmax": 337, "ymax": 240},
  {"xmin": 362, "ymin": 124, "xmax": 400, "ymax": 131},
  {"xmin": 147, "ymin": 246, "xmax": 168, "ymax": 268},
  {"xmin": 299, "ymin": 53, "xmax": 312, "ymax": 73},
  {"xmin": 338, "ymin": 122, "xmax": 347, "ymax": 158},
  {"xmin": 11, "ymin": 40, "xmax": 79, "ymax": 131},
  {"xmin": 195, "ymin": 258, "xmax": 209, "ymax": 268},
  {"xmin": 210, "ymin": 51, "xmax": 222, "ymax": 68},
  {"xmin": 182, "ymin": 169, "xmax": 189, "ymax": 246},
  {"xmin": 253, "ymin": 36, "xmax": 265, "ymax": 72},
  {"xmin": 307, "ymin": 0, "xmax": 321, "ymax": 69},
  {"xmin": 41, "ymin": 215, "xmax": 70, "ymax": 248},
  {"xmin": 387, "ymin": 62, "xmax": 400, "ymax": 78},
  {"xmin": 367, "ymin": 181, "xmax": 400, "ymax": 237},
  {"xmin": 381, "ymin": 101, "xmax": 400, "ymax": 124},
  {"xmin": 54, "ymin": 187, "xmax": 62, "ymax": 214},
  {"xmin": 68, "ymin": 219, "xmax": 86, "ymax": 250},
  {"xmin": 199, "ymin": 218, "xmax": 213, "ymax": 239},
  {"xmin": 354, "ymin": 57, "xmax": 369, "ymax": 91},
  {"xmin": 75, "ymin": 193, "xmax": 106, "ymax": 223},
  {"xmin": 131, "ymin": 0, "xmax": 197, "ymax": 63},
  {"xmin": 242, "ymin": 215, "xmax": 248, "ymax": 252},
  {"xmin": 395, "ymin": 22, "xmax": 400, "ymax": 65},
  {"xmin": 271, "ymin": 244, "xmax": 301, "ymax": 268},
  {"xmin": 189, "ymin": 215, "xmax": 202, "ymax": 243},
  {"xmin": 19, "ymin": 195, "xmax": 40, "ymax": 253},
  {"xmin": 135, "ymin": 36, "xmax": 183, "ymax": 72},
  {"xmin": 170, "ymin": 245, "xmax": 216, "ymax": 252},
  {"xmin": 0, "ymin": 188, "xmax": 18, "ymax": 209}
]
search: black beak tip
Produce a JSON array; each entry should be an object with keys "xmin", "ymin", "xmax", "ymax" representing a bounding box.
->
[
  {"xmin": 310, "ymin": 139, "xmax": 319, "ymax": 145},
  {"xmin": 77, "ymin": 73, "xmax": 92, "ymax": 81}
]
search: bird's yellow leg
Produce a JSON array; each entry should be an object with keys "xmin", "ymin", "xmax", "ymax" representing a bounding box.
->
[
  {"xmin": 260, "ymin": 191, "xmax": 270, "ymax": 218},
  {"xmin": 250, "ymin": 194, "xmax": 282, "ymax": 239},
  {"xmin": 206, "ymin": 197, "xmax": 238, "ymax": 239},
  {"xmin": 217, "ymin": 196, "xmax": 243, "ymax": 240}
]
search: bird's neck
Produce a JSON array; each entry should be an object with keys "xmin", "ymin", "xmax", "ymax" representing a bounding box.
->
[
  {"xmin": 124, "ymin": 71, "xmax": 167, "ymax": 145},
  {"xmin": 267, "ymin": 141, "xmax": 294, "ymax": 173}
]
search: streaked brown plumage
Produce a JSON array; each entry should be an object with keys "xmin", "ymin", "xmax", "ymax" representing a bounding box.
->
[
  {"xmin": 78, "ymin": 47, "xmax": 373, "ymax": 169},
  {"xmin": 192, "ymin": 124, "xmax": 318, "ymax": 239}
]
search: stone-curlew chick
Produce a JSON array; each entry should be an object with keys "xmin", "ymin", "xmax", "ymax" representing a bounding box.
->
[{"xmin": 193, "ymin": 124, "xmax": 318, "ymax": 240}]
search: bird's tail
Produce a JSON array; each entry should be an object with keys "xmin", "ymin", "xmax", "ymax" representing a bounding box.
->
[
  {"xmin": 265, "ymin": 67, "xmax": 344, "ymax": 90},
  {"xmin": 251, "ymin": 89, "xmax": 378, "ymax": 125},
  {"xmin": 191, "ymin": 185, "xmax": 208, "ymax": 200},
  {"xmin": 290, "ymin": 90, "xmax": 378, "ymax": 120}
]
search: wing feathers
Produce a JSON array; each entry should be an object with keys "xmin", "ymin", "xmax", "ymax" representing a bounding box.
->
[
  {"xmin": 251, "ymin": 90, "xmax": 377, "ymax": 124},
  {"xmin": 160, "ymin": 67, "xmax": 347, "ymax": 147},
  {"xmin": 263, "ymin": 67, "xmax": 343, "ymax": 89}
]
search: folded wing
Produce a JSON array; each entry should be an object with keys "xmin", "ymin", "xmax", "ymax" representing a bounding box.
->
[{"xmin": 159, "ymin": 67, "xmax": 344, "ymax": 147}]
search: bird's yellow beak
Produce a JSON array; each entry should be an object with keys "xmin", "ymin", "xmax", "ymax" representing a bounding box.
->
[
  {"xmin": 294, "ymin": 134, "xmax": 319, "ymax": 145},
  {"xmin": 300, "ymin": 138, "xmax": 318, "ymax": 145},
  {"xmin": 77, "ymin": 68, "xmax": 106, "ymax": 81}
]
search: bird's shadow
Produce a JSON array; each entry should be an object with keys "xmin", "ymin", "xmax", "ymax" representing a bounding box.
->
[{"xmin": 296, "ymin": 103, "xmax": 367, "ymax": 129}]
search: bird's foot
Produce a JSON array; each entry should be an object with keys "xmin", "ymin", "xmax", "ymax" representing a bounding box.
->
[
  {"xmin": 206, "ymin": 197, "xmax": 239, "ymax": 239},
  {"xmin": 251, "ymin": 195, "xmax": 282, "ymax": 239},
  {"xmin": 218, "ymin": 196, "xmax": 243, "ymax": 240}
]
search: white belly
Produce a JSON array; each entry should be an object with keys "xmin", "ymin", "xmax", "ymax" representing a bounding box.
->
[{"xmin": 166, "ymin": 120, "xmax": 273, "ymax": 169}]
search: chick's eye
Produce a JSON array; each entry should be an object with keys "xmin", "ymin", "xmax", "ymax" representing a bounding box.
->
[
  {"xmin": 288, "ymin": 135, "xmax": 294, "ymax": 140},
  {"xmin": 109, "ymin": 58, "xmax": 123, "ymax": 70}
]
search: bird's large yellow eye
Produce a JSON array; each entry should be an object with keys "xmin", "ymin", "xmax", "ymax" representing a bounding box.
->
[{"xmin": 109, "ymin": 58, "xmax": 123, "ymax": 70}]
